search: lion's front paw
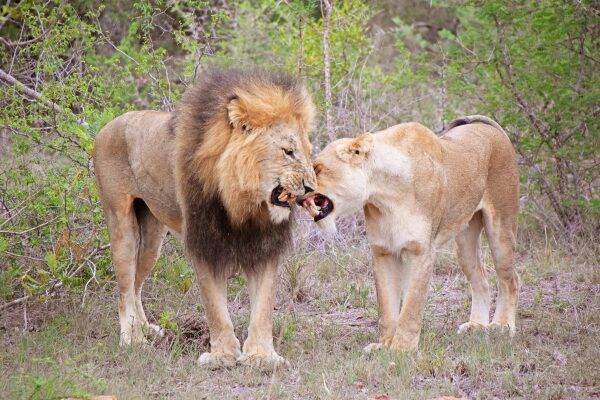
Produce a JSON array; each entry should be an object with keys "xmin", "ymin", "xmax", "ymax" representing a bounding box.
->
[
  {"xmin": 119, "ymin": 335, "xmax": 148, "ymax": 347},
  {"xmin": 488, "ymin": 322, "xmax": 516, "ymax": 337},
  {"xmin": 120, "ymin": 321, "xmax": 165, "ymax": 346},
  {"xmin": 198, "ymin": 351, "xmax": 239, "ymax": 369},
  {"xmin": 237, "ymin": 349, "xmax": 289, "ymax": 371},
  {"xmin": 457, "ymin": 321, "xmax": 488, "ymax": 335},
  {"xmin": 119, "ymin": 325, "xmax": 148, "ymax": 347}
]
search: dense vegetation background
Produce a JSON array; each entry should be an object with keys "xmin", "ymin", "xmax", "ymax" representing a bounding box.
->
[
  {"xmin": 0, "ymin": 1, "xmax": 598, "ymax": 398},
  {"xmin": 3, "ymin": 0, "xmax": 597, "ymax": 304}
]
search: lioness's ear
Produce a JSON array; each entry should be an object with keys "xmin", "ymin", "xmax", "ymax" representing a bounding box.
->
[
  {"xmin": 227, "ymin": 96, "xmax": 252, "ymax": 132},
  {"xmin": 336, "ymin": 132, "xmax": 373, "ymax": 164}
]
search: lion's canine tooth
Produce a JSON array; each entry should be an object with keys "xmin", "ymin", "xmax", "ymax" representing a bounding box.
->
[
  {"xmin": 307, "ymin": 201, "xmax": 320, "ymax": 217},
  {"xmin": 278, "ymin": 190, "xmax": 290, "ymax": 202}
]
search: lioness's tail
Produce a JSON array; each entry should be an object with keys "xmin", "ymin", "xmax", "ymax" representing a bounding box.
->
[{"xmin": 446, "ymin": 115, "xmax": 508, "ymax": 137}]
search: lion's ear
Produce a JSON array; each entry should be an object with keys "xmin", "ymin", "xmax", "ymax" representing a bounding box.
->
[
  {"xmin": 336, "ymin": 132, "xmax": 373, "ymax": 164},
  {"xmin": 227, "ymin": 96, "xmax": 252, "ymax": 132}
]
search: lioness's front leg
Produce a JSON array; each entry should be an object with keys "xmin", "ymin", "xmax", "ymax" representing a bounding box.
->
[
  {"xmin": 363, "ymin": 246, "xmax": 402, "ymax": 354},
  {"xmin": 390, "ymin": 250, "xmax": 434, "ymax": 352},
  {"xmin": 238, "ymin": 258, "xmax": 288, "ymax": 370},
  {"xmin": 193, "ymin": 260, "xmax": 241, "ymax": 369}
]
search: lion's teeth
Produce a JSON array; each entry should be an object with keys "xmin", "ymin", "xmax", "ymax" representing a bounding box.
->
[{"xmin": 278, "ymin": 191, "xmax": 289, "ymax": 201}]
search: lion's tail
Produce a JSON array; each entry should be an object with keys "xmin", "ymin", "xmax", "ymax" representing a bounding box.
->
[{"xmin": 445, "ymin": 115, "xmax": 508, "ymax": 137}]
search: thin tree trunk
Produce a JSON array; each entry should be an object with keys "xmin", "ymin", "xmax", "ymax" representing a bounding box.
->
[
  {"xmin": 436, "ymin": 53, "xmax": 447, "ymax": 133},
  {"xmin": 297, "ymin": 14, "xmax": 304, "ymax": 77},
  {"xmin": 321, "ymin": 0, "xmax": 334, "ymax": 142}
]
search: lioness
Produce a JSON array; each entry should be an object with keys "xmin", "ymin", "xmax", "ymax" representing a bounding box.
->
[
  {"xmin": 301, "ymin": 116, "xmax": 519, "ymax": 352},
  {"xmin": 93, "ymin": 69, "xmax": 316, "ymax": 369}
]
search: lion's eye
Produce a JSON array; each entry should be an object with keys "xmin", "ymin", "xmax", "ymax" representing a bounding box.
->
[{"xmin": 283, "ymin": 148, "xmax": 294, "ymax": 157}]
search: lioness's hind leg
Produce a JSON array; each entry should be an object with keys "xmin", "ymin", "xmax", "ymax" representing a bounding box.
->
[
  {"xmin": 483, "ymin": 208, "xmax": 519, "ymax": 335},
  {"xmin": 456, "ymin": 211, "xmax": 490, "ymax": 333},
  {"xmin": 103, "ymin": 195, "xmax": 145, "ymax": 345},
  {"xmin": 133, "ymin": 199, "xmax": 168, "ymax": 336}
]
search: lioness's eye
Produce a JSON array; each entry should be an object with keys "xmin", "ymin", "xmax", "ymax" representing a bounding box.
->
[
  {"xmin": 314, "ymin": 163, "xmax": 323, "ymax": 176},
  {"xmin": 283, "ymin": 148, "xmax": 294, "ymax": 157}
]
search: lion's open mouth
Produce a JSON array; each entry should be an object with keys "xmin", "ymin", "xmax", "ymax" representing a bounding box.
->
[
  {"xmin": 270, "ymin": 185, "xmax": 292, "ymax": 208},
  {"xmin": 300, "ymin": 193, "xmax": 334, "ymax": 222}
]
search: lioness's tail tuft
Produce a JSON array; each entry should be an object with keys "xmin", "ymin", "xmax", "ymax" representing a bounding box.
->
[{"xmin": 446, "ymin": 115, "xmax": 506, "ymax": 136}]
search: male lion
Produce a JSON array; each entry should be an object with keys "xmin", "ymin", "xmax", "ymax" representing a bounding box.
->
[
  {"xmin": 301, "ymin": 116, "xmax": 519, "ymax": 352},
  {"xmin": 93, "ymin": 69, "xmax": 316, "ymax": 369}
]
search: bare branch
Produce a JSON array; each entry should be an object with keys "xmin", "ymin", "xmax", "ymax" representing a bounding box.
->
[
  {"xmin": 0, "ymin": 215, "xmax": 60, "ymax": 235},
  {"xmin": 0, "ymin": 30, "xmax": 49, "ymax": 48},
  {"xmin": 0, "ymin": 67, "xmax": 63, "ymax": 113}
]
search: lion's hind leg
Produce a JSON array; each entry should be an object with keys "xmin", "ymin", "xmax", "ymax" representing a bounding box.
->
[
  {"xmin": 103, "ymin": 194, "xmax": 146, "ymax": 346},
  {"xmin": 132, "ymin": 199, "xmax": 168, "ymax": 337},
  {"xmin": 456, "ymin": 210, "xmax": 491, "ymax": 334}
]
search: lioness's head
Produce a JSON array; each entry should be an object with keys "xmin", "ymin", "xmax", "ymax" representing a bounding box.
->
[
  {"xmin": 300, "ymin": 133, "xmax": 374, "ymax": 233},
  {"xmin": 178, "ymin": 70, "xmax": 316, "ymax": 226}
]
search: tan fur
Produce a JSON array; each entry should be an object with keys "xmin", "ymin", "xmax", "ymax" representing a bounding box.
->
[
  {"xmin": 93, "ymin": 70, "xmax": 315, "ymax": 370},
  {"xmin": 310, "ymin": 118, "xmax": 520, "ymax": 352}
]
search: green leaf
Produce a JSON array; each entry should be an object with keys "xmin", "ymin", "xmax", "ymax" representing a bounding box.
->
[{"xmin": 44, "ymin": 253, "xmax": 58, "ymax": 274}]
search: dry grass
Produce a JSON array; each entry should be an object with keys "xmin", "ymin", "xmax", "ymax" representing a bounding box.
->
[{"xmin": 1, "ymin": 221, "xmax": 599, "ymax": 399}]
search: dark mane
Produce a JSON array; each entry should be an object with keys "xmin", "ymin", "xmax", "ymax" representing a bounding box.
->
[
  {"xmin": 182, "ymin": 192, "xmax": 292, "ymax": 275},
  {"xmin": 173, "ymin": 69, "xmax": 306, "ymax": 275}
]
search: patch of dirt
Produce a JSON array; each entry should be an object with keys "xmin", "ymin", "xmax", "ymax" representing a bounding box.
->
[
  {"xmin": 152, "ymin": 313, "xmax": 211, "ymax": 352},
  {"xmin": 1, "ymin": 288, "xmax": 71, "ymax": 335}
]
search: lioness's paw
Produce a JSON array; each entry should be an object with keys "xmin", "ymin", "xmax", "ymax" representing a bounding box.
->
[
  {"xmin": 198, "ymin": 352, "xmax": 238, "ymax": 369},
  {"xmin": 457, "ymin": 321, "xmax": 488, "ymax": 335},
  {"xmin": 237, "ymin": 350, "xmax": 289, "ymax": 371},
  {"xmin": 363, "ymin": 342, "xmax": 384, "ymax": 354},
  {"xmin": 488, "ymin": 322, "xmax": 516, "ymax": 337}
]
